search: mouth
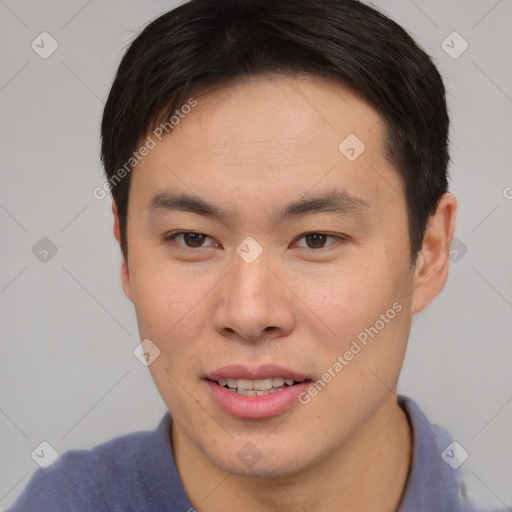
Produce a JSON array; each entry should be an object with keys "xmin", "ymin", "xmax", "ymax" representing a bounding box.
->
[
  {"xmin": 204, "ymin": 365, "xmax": 313, "ymax": 419},
  {"xmin": 211, "ymin": 377, "xmax": 310, "ymax": 396}
]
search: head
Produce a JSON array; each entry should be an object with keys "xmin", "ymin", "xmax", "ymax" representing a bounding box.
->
[{"xmin": 101, "ymin": 0, "xmax": 456, "ymax": 478}]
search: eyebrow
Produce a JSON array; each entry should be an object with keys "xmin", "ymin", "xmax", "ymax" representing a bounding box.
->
[{"xmin": 146, "ymin": 189, "xmax": 372, "ymax": 225}]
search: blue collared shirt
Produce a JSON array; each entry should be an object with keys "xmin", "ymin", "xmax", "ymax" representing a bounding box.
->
[{"xmin": 6, "ymin": 395, "xmax": 510, "ymax": 511}]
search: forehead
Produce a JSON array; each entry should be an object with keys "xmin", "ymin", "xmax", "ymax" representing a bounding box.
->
[
  {"xmin": 185, "ymin": 73, "xmax": 384, "ymax": 156},
  {"xmin": 130, "ymin": 73, "xmax": 399, "ymax": 214}
]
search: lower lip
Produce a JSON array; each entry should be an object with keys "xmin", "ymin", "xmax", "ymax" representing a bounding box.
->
[{"xmin": 205, "ymin": 379, "xmax": 312, "ymax": 419}]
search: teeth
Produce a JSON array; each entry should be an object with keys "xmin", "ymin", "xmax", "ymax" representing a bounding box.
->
[
  {"xmin": 216, "ymin": 376, "xmax": 301, "ymax": 393},
  {"xmin": 237, "ymin": 379, "xmax": 253, "ymax": 390},
  {"xmin": 272, "ymin": 377, "xmax": 285, "ymax": 387},
  {"xmin": 254, "ymin": 378, "xmax": 273, "ymax": 390},
  {"xmin": 234, "ymin": 386, "xmax": 286, "ymax": 396},
  {"xmin": 237, "ymin": 388, "xmax": 257, "ymax": 396}
]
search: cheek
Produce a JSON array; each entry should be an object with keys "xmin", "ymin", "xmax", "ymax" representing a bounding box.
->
[
  {"xmin": 292, "ymin": 261, "xmax": 410, "ymax": 379},
  {"xmin": 291, "ymin": 262, "xmax": 396, "ymax": 336},
  {"xmin": 130, "ymin": 260, "xmax": 216, "ymax": 345},
  {"xmin": 130, "ymin": 265, "xmax": 214, "ymax": 410}
]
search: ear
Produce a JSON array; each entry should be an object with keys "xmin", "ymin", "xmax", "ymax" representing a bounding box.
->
[
  {"xmin": 411, "ymin": 193, "xmax": 457, "ymax": 315},
  {"xmin": 112, "ymin": 200, "xmax": 133, "ymax": 303}
]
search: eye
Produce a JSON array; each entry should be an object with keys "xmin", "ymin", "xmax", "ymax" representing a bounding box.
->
[
  {"xmin": 293, "ymin": 232, "xmax": 344, "ymax": 249},
  {"xmin": 164, "ymin": 231, "xmax": 218, "ymax": 249}
]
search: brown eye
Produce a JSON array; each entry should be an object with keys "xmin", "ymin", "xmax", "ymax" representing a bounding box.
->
[
  {"xmin": 294, "ymin": 232, "xmax": 342, "ymax": 249},
  {"xmin": 165, "ymin": 232, "xmax": 216, "ymax": 248},
  {"xmin": 182, "ymin": 233, "xmax": 206, "ymax": 247},
  {"xmin": 304, "ymin": 233, "xmax": 328, "ymax": 248}
]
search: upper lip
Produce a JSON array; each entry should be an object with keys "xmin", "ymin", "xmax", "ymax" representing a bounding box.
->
[{"xmin": 205, "ymin": 364, "xmax": 311, "ymax": 382}]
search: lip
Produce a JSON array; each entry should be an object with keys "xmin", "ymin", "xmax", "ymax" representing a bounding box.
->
[
  {"xmin": 204, "ymin": 364, "xmax": 312, "ymax": 419},
  {"xmin": 205, "ymin": 364, "xmax": 310, "ymax": 382}
]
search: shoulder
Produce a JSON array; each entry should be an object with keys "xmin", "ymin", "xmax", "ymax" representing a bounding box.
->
[
  {"xmin": 398, "ymin": 396, "xmax": 511, "ymax": 512},
  {"xmin": 6, "ymin": 414, "xmax": 172, "ymax": 512}
]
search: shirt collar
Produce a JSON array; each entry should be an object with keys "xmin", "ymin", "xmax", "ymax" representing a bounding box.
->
[{"xmin": 398, "ymin": 394, "xmax": 461, "ymax": 511}]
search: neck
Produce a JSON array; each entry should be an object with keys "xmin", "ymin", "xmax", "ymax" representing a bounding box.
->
[{"xmin": 172, "ymin": 393, "xmax": 412, "ymax": 512}]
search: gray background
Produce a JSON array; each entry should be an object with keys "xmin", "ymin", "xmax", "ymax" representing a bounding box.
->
[{"xmin": 0, "ymin": 0, "xmax": 511, "ymax": 508}]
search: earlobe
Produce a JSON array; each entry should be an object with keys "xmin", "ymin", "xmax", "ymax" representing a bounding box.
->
[
  {"xmin": 112, "ymin": 201, "xmax": 133, "ymax": 303},
  {"xmin": 120, "ymin": 258, "xmax": 133, "ymax": 303},
  {"xmin": 411, "ymin": 193, "xmax": 457, "ymax": 315}
]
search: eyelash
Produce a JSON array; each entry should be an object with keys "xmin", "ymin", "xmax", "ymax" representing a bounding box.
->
[{"xmin": 163, "ymin": 231, "xmax": 346, "ymax": 251}]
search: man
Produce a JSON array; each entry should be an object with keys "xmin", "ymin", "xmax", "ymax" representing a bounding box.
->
[{"xmin": 7, "ymin": 0, "xmax": 507, "ymax": 511}]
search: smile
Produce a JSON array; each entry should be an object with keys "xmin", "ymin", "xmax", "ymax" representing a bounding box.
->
[{"xmin": 217, "ymin": 377, "xmax": 306, "ymax": 396}]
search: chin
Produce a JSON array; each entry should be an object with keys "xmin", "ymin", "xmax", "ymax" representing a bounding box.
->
[
  {"xmin": 216, "ymin": 455, "xmax": 307, "ymax": 479},
  {"xmin": 204, "ymin": 440, "xmax": 320, "ymax": 480}
]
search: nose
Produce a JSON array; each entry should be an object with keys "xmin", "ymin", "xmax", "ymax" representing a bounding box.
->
[{"xmin": 212, "ymin": 248, "xmax": 296, "ymax": 343}]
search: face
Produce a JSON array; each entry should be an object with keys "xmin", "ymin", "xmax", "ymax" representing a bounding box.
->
[{"xmin": 117, "ymin": 73, "xmax": 421, "ymax": 477}]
